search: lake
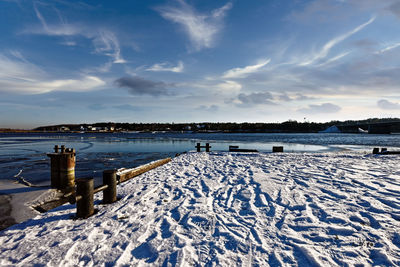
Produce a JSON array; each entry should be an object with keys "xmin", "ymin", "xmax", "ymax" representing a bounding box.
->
[{"xmin": 1, "ymin": 132, "xmax": 399, "ymax": 186}]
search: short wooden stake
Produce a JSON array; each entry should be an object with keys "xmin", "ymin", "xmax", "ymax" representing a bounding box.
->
[
  {"xmin": 76, "ymin": 177, "xmax": 94, "ymax": 218},
  {"xmin": 103, "ymin": 170, "xmax": 117, "ymax": 204},
  {"xmin": 372, "ymin": 148, "xmax": 379, "ymax": 154},
  {"xmin": 273, "ymin": 146, "xmax": 284, "ymax": 153},
  {"xmin": 205, "ymin": 143, "xmax": 211, "ymax": 152},
  {"xmin": 381, "ymin": 148, "xmax": 387, "ymax": 153},
  {"xmin": 196, "ymin": 143, "xmax": 201, "ymax": 152}
]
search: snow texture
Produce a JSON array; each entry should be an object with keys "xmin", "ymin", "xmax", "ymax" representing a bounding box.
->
[{"xmin": 1, "ymin": 152, "xmax": 400, "ymax": 266}]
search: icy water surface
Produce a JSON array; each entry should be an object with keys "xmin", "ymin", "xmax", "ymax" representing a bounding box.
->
[{"xmin": 1, "ymin": 132, "xmax": 399, "ymax": 185}]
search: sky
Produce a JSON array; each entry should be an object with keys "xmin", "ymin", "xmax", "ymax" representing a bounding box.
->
[{"xmin": 1, "ymin": 0, "xmax": 400, "ymax": 128}]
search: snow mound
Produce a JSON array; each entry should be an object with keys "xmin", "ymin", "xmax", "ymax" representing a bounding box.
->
[{"xmin": 1, "ymin": 152, "xmax": 400, "ymax": 266}]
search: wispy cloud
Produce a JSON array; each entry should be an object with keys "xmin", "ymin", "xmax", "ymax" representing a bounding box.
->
[
  {"xmin": 299, "ymin": 16, "xmax": 375, "ymax": 66},
  {"xmin": 30, "ymin": 3, "xmax": 126, "ymax": 64},
  {"xmin": 93, "ymin": 30, "xmax": 126, "ymax": 64},
  {"xmin": 32, "ymin": 2, "xmax": 80, "ymax": 36},
  {"xmin": 317, "ymin": 51, "xmax": 352, "ymax": 67},
  {"xmin": 222, "ymin": 59, "xmax": 271, "ymax": 79},
  {"xmin": 0, "ymin": 52, "xmax": 105, "ymax": 94},
  {"xmin": 146, "ymin": 61, "xmax": 184, "ymax": 73},
  {"xmin": 157, "ymin": 1, "xmax": 232, "ymax": 51},
  {"xmin": 375, "ymin": 42, "xmax": 400, "ymax": 54}
]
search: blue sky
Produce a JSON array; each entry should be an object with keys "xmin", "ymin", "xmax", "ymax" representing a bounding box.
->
[{"xmin": 1, "ymin": 0, "xmax": 400, "ymax": 128}]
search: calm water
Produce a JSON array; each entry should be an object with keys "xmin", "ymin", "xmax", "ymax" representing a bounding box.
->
[{"xmin": 1, "ymin": 132, "xmax": 399, "ymax": 186}]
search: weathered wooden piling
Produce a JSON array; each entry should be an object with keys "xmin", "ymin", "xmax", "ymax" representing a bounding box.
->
[
  {"xmin": 76, "ymin": 178, "xmax": 94, "ymax": 218},
  {"xmin": 196, "ymin": 143, "xmax": 201, "ymax": 152},
  {"xmin": 372, "ymin": 148, "xmax": 380, "ymax": 154},
  {"xmin": 103, "ymin": 170, "xmax": 117, "ymax": 204},
  {"xmin": 273, "ymin": 146, "xmax": 284, "ymax": 153}
]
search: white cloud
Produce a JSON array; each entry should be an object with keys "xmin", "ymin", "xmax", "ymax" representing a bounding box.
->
[
  {"xmin": 222, "ymin": 59, "xmax": 271, "ymax": 79},
  {"xmin": 0, "ymin": 53, "xmax": 105, "ymax": 94},
  {"xmin": 157, "ymin": 1, "xmax": 232, "ymax": 51},
  {"xmin": 299, "ymin": 16, "xmax": 375, "ymax": 66},
  {"xmin": 146, "ymin": 61, "xmax": 184, "ymax": 73}
]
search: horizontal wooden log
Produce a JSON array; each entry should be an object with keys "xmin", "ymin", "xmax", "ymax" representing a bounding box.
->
[
  {"xmin": 93, "ymin": 184, "xmax": 109, "ymax": 194},
  {"xmin": 229, "ymin": 148, "xmax": 258, "ymax": 152},
  {"xmin": 380, "ymin": 151, "xmax": 400, "ymax": 155},
  {"xmin": 117, "ymin": 158, "xmax": 172, "ymax": 183}
]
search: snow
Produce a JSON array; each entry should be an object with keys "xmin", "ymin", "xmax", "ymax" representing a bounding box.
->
[{"xmin": 1, "ymin": 151, "xmax": 400, "ymax": 266}]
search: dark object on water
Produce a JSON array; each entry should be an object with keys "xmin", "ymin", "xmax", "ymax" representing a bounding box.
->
[
  {"xmin": 229, "ymin": 145, "xmax": 258, "ymax": 152},
  {"xmin": 47, "ymin": 145, "xmax": 76, "ymax": 192},
  {"xmin": 196, "ymin": 143, "xmax": 211, "ymax": 152},
  {"xmin": 273, "ymin": 146, "xmax": 284, "ymax": 153}
]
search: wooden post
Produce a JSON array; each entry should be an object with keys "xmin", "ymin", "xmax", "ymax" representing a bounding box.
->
[
  {"xmin": 103, "ymin": 170, "xmax": 117, "ymax": 204},
  {"xmin": 372, "ymin": 148, "xmax": 380, "ymax": 154},
  {"xmin": 76, "ymin": 178, "xmax": 94, "ymax": 218},
  {"xmin": 196, "ymin": 143, "xmax": 201, "ymax": 152},
  {"xmin": 48, "ymin": 154, "xmax": 60, "ymax": 188},
  {"xmin": 273, "ymin": 146, "xmax": 284, "ymax": 153},
  {"xmin": 381, "ymin": 148, "xmax": 387, "ymax": 153},
  {"xmin": 205, "ymin": 143, "xmax": 211, "ymax": 152}
]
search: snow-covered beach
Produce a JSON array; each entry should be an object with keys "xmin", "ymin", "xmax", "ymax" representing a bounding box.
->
[{"xmin": 1, "ymin": 151, "xmax": 400, "ymax": 266}]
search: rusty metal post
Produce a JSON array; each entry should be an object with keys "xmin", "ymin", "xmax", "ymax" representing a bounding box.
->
[
  {"xmin": 76, "ymin": 177, "xmax": 94, "ymax": 218},
  {"xmin": 273, "ymin": 146, "xmax": 284, "ymax": 153},
  {"xmin": 47, "ymin": 146, "xmax": 76, "ymax": 191},
  {"xmin": 103, "ymin": 170, "xmax": 117, "ymax": 204},
  {"xmin": 205, "ymin": 143, "xmax": 211, "ymax": 152},
  {"xmin": 196, "ymin": 143, "xmax": 201, "ymax": 152},
  {"xmin": 372, "ymin": 148, "xmax": 379, "ymax": 154},
  {"xmin": 58, "ymin": 149, "xmax": 76, "ymax": 191}
]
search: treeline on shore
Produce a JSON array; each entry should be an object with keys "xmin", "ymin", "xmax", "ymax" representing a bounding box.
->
[{"xmin": 31, "ymin": 118, "xmax": 400, "ymax": 133}]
